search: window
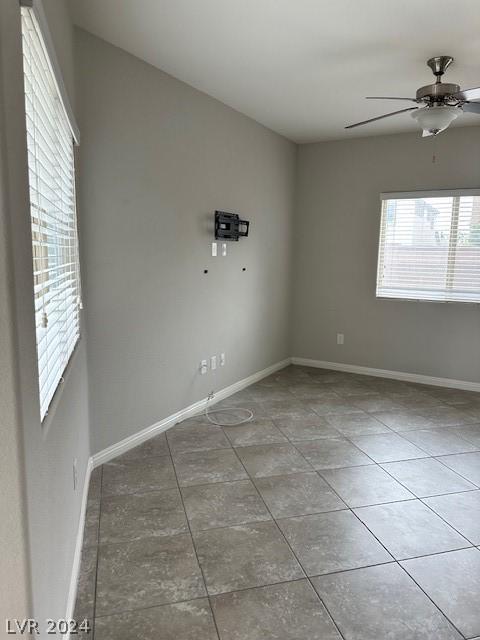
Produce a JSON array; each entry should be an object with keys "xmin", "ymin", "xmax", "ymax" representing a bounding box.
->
[
  {"xmin": 21, "ymin": 6, "xmax": 82, "ymax": 420},
  {"xmin": 376, "ymin": 190, "xmax": 480, "ymax": 304}
]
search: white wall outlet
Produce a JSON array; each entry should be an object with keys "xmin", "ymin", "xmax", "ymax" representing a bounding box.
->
[
  {"xmin": 222, "ymin": 243, "xmax": 227, "ymax": 257},
  {"xmin": 73, "ymin": 458, "xmax": 78, "ymax": 491},
  {"xmin": 337, "ymin": 333, "xmax": 345, "ymax": 345},
  {"xmin": 211, "ymin": 242, "xmax": 217, "ymax": 257},
  {"xmin": 200, "ymin": 359, "xmax": 208, "ymax": 375},
  {"xmin": 220, "ymin": 352, "xmax": 225, "ymax": 366},
  {"xmin": 210, "ymin": 355, "xmax": 217, "ymax": 370}
]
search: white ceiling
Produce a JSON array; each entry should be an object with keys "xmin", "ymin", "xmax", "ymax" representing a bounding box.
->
[{"xmin": 71, "ymin": 0, "xmax": 480, "ymax": 143}]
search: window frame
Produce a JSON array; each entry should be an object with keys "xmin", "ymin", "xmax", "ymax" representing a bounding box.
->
[
  {"xmin": 376, "ymin": 189, "xmax": 480, "ymax": 305},
  {"xmin": 20, "ymin": 1, "xmax": 82, "ymax": 422}
]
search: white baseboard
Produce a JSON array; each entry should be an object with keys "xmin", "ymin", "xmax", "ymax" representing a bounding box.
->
[
  {"xmin": 291, "ymin": 357, "xmax": 480, "ymax": 392},
  {"xmin": 91, "ymin": 357, "xmax": 291, "ymax": 468},
  {"xmin": 65, "ymin": 457, "xmax": 93, "ymax": 631}
]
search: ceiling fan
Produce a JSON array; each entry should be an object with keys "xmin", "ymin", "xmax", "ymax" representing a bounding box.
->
[{"xmin": 346, "ymin": 56, "xmax": 480, "ymax": 137}]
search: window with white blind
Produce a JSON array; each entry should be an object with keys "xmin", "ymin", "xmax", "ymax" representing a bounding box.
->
[
  {"xmin": 21, "ymin": 6, "xmax": 82, "ymax": 420},
  {"xmin": 376, "ymin": 190, "xmax": 480, "ymax": 304}
]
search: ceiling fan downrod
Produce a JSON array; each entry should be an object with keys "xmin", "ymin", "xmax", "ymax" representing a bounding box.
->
[{"xmin": 427, "ymin": 55, "xmax": 454, "ymax": 83}]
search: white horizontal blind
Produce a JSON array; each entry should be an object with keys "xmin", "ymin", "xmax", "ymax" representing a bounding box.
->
[
  {"xmin": 21, "ymin": 7, "xmax": 82, "ymax": 420},
  {"xmin": 377, "ymin": 190, "xmax": 480, "ymax": 303}
]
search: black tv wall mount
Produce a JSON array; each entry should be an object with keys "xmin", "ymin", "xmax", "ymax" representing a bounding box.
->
[{"xmin": 215, "ymin": 211, "xmax": 250, "ymax": 241}]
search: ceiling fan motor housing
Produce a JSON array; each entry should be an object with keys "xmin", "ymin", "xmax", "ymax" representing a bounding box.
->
[{"xmin": 416, "ymin": 82, "xmax": 460, "ymax": 103}]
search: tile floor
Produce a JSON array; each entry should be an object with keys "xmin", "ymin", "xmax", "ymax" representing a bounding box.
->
[{"xmin": 74, "ymin": 366, "xmax": 480, "ymax": 639}]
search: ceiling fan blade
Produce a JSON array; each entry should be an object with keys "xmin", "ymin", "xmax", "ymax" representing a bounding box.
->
[
  {"xmin": 366, "ymin": 96, "xmax": 417, "ymax": 102},
  {"xmin": 462, "ymin": 102, "xmax": 480, "ymax": 114},
  {"xmin": 345, "ymin": 107, "xmax": 418, "ymax": 129},
  {"xmin": 453, "ymin": 86, "xmax": 480, "ymax": 101}
]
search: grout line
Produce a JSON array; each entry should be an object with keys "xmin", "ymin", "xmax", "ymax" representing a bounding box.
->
[
  {"xmin": 92, "ymin": 593, "xmax": 212, "ymax": 621},
  {"xmin": 377, "ymin": 458, "xmax": 480, "ymax": 497},
  {"xmin": 90, "ymin": 465, "xmax": 103, "ymax": 640},
  {"xmin": 397, "ymin": 561, "xmax": 468, "ymax": 639},
  {"xmin": 417, "ymin": 495, "xmax": 480, "ymax": 548},
  {"xmin": 433, "ymin": 453, "xmax": 480, "ymax": 488},
  {"xmin": 398, "ymin": 425, "xmax": 480, "ymax": 453},
  {"xmin": 307, "ymin": 558, "xmax": 396, "ymax": 580},
  {"xmin": 104, "ymin": 452, "xmax": 172, "ymax": 465},
  {"xmin": 395, "ymin": 544, "xmax": 476, "ymax": 563},
  {"xmin": 243, "ymin": 440, "xmax": 355, "ymax": 638},
  {"xmin": 164, "ymin": 431, "xmax": 222, "ymax": 640},
  {"xmin": 417, "ymin": 487, "xmax": 480, "ymax": 499},
  {"xmin": 228, "ymin": 444, "xmax": 347, "ymax": 640},
  {"xmin": 291, "ymin": 444, "xmax": 399, "ymax": 562}
]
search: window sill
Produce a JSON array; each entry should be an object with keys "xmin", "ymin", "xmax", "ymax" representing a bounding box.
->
[{"xmin": 376, "ymin": 293, "xmax": 480, "ymax": 305}]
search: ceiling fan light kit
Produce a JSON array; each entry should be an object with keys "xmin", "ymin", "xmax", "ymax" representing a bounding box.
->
[
  {"xmin": 411, "ymin": 105, "xmax": 459, "ymax": 137},
  {"xmin": 346, "ymin": 56, "xmax": 480, "ymax": 137}
]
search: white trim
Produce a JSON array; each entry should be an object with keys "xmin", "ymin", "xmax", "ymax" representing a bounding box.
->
[
  {"xmin": 291, "ymin": 357, "xmax": 480, "ymax": 392},
  {"xmin": 65, "ymin": 457, "xmax": 93, "ymax": 628},
  {"xmin": 380, "ymin": 189, "xmax": 480, "ymax": 200},
  {"xmin": 91, "ymin": 357, "xmax": 291, "ymax": 467},
  {"xmin": 21, "ymin": 0, "xmax": 80, "ymax": 143}
]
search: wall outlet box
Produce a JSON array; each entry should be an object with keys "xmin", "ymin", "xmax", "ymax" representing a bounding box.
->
[
  {"xmin": 210, "ymin": 355, "xmax": 217, "ymax": 370},
  {"xmin": 337, "ymin": 333, "xmax": 345, "ymax": 345},
  {"xmin": 222, "ymin": 243, "xmax": 227, "ymax": 257},
  {"xmin": 211, "ymin": 242, "xmax": 217, "ymax": 257},
  {"xmin": 200, "ymin": 359, "xmax": 208, "ymax": 375},
  {"xmin": 220, "ymin": 352, "xmax": 225, "ymax": 366}
]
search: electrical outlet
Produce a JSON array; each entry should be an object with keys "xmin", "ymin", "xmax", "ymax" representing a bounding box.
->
[
  {"xmin": 222, "ymin": 243, "xmax": 227, "ymax": 257},
  {"xmin": 211, "ymin": 242, "xmax": 217, "ymax": 257},
  {"xmin": 199, "ymin": 359, "xmax": 208, "ymax": 375},
  {"xmin": 337, "ymin": 333, "xmax": 345, "ymax": 345},
  {"xmin": 211, "ymin": 355, "xmax": 217, "ymax": 370},
  {"xmin": 220, "ymin": 352, "xmax": 225, "ymax": 366},
  {"xmin": 73, "ymin": 458, "xmax": 78, "ymax": 491}
]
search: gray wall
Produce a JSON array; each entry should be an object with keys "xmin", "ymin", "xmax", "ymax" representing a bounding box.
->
[
  {"xmin": 74, "ymin": 29, "xmax": 296, "ymax": 453},
  {"xmin": 0, "ymin": 0, "xmax": 90, "ymax": 629},
  {"xmin": 0, "ymin": 10, "xmax": 31, "ymax": 621},
  {"xmin": 293, "ymin": 127, "xmax": 480, "ymax": 383}
]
